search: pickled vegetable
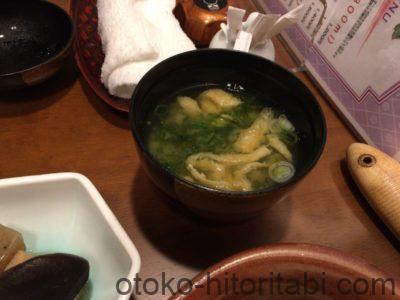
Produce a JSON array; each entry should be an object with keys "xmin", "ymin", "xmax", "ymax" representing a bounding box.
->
[
  {"xmin": 0, "ymin": 253, "xmax": 89, "ymax": 300},
  {"xmin": 5, "ymin": 250, "xmax": 32, "ymax": 271},
  {"xmin": 0, "ymin": 225, "xmax": 25, "ymax": 273}
]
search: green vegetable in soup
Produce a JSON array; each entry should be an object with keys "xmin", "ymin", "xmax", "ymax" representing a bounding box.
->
[
  {"xmin": 145, "ymin": 87, "xmax": 299, "ymax": 192},
  {"xmin": 269, "ymin": 161, "xmax": 295, "ymax": 183}
]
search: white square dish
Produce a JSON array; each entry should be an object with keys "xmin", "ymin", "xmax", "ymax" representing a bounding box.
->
[{"xmin": 0, "ymin": 173, "xmax": 140, "ymax": 300}]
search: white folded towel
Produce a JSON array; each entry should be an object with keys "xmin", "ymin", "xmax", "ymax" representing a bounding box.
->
[{"xmin": 98, "ymin": 0, "xmax": 196, "ymax": 99}]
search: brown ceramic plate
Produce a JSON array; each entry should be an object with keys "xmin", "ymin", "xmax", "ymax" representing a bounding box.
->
[
  {"xmin": 70, "ymin": 0, "xmax": 129, "ymax": 112},
  {"xmin": 170, "ymin": 243, "xmax": 400, "ymax": 299}
]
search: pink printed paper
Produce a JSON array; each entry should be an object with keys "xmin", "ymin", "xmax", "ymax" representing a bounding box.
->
[{"xmin": 258, "ymin": 0, "xmax": 400, "ymax": 157}]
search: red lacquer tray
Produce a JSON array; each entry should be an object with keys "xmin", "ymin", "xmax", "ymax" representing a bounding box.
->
[{"xmin": 70, "ymin": 0, "xmax": 130, "ymax": 112}]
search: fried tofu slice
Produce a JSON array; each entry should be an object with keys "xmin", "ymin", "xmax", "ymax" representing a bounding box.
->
[
  {"xmin": 198, "ymin": 89, "xmax": 241, "ymax": 114},
  {"xmin": 177, "ymin": 96, "xmax": 202, "ymax": 118}
]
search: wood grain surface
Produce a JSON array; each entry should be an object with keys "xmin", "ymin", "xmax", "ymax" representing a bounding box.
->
[
  {"xmin": 0, "ymin": 1, "xmax": 398, "ymax": 299},
  {"xmin": 347, "ymin": 143, "xmax": 400, "ymax": 241}
]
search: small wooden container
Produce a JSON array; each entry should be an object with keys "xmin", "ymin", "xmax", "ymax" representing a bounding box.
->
[{"xmin": 174, "ymin": 0, "xmax": 231, "ymax": 47}]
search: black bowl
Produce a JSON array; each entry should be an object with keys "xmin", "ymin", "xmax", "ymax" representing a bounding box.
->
[
  {"xmin": 130, "ymin": 49, "xmax": 326, "ymax": 220},
  {"xmin": 0, "ymin": 0, "xmax": 74, "ymax": 90}
]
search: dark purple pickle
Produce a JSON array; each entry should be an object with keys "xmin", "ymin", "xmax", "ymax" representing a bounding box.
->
[{"xmin": 0, "ymin": 253, "xmax": 89, "ymax": 300}]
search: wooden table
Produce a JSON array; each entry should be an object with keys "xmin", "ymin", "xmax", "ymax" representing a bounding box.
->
[{"xmin": 1, "ymin": 1, "xmax": 398, "ymax": 299}]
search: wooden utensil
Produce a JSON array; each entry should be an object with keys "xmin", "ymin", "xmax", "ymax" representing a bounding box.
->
[{"xmin": 347, "ymin": 143, "xmax": 400, "ymax": 240}]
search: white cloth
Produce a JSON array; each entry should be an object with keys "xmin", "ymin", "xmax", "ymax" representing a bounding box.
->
[{"xmin": 97, "ymin": 0, "xmax": 196, "ymax": 99}]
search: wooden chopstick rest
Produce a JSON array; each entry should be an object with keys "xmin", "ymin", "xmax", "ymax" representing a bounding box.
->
[{"xmin": 347, "ymin": 143, "xmax": 400, "ymax": 240}]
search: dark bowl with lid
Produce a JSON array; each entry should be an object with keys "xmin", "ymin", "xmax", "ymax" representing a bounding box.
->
[
  {"xmin": 0, "ymin": 0, "xmax": 74, "ymax": 90},
  {"xmin": 129, "ymin": 49, "xmax": 326, "ymax": 221}
]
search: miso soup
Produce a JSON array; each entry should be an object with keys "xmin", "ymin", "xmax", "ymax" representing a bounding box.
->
[{"xmin": 145, "ymin": 86, "xmax": 299, "ymax": 192}]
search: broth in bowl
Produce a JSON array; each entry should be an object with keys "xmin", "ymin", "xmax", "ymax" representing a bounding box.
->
[{"xmin": 145, "ymin": 86, "xmax": 299, "ymax": 192}]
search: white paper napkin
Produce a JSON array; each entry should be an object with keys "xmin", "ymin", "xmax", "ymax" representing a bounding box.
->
[{"xmin": 223, "ymin": 5, "xmax": 305, "ymax": 49}]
